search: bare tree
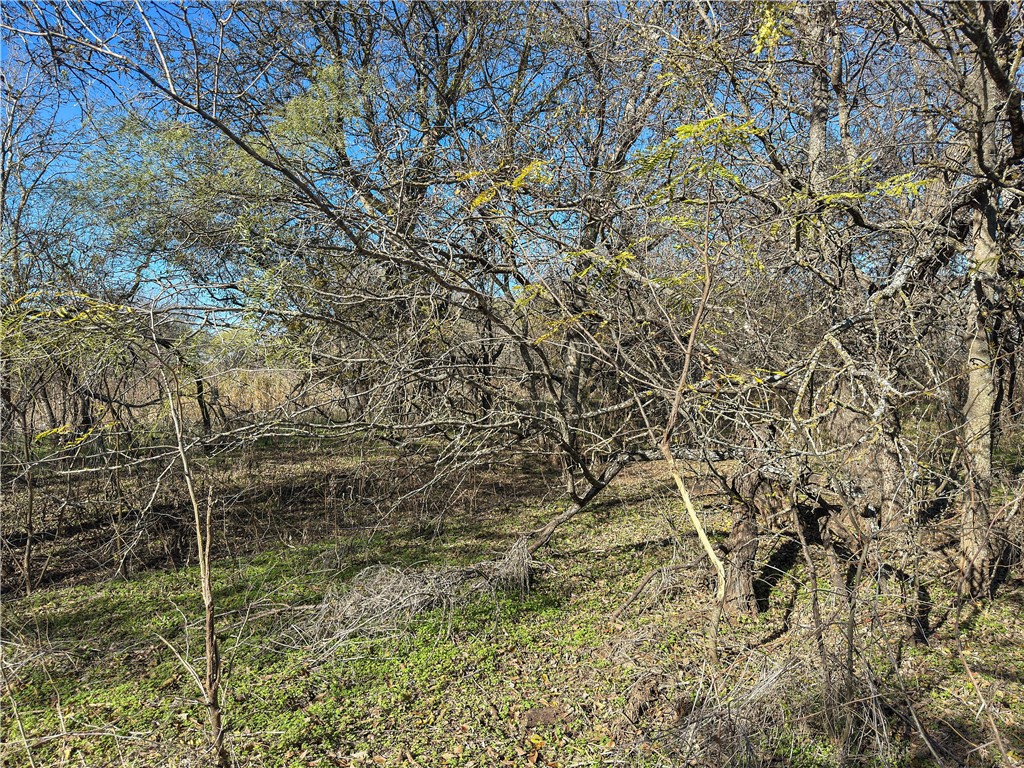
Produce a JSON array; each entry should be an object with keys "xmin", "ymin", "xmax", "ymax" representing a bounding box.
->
[{"xmin": 3, "ymin": 0, "xmax": 1022, "ymax": 618}]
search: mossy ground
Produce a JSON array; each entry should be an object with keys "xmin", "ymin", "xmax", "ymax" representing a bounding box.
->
[{"xmin": 2, "ymin": 454, "xmax": 1023, "ymax": 767}]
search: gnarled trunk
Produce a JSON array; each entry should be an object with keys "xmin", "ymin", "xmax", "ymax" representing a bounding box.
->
[{"xmin": 721, "ymin": 505, "xmax": 759, "ymax": 617}]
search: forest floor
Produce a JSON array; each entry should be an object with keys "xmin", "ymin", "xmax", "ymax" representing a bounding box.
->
[{"xmin": 2, "ymin": 445, "xmax": 1024, "ymax": 767}]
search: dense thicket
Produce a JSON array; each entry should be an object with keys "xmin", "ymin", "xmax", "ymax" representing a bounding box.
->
[{"xmin": 3, "ymin": 1, "xmax": 1023, "ymax": 612}]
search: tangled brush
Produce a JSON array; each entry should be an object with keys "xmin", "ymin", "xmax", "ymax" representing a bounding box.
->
[{"xmin": 292, "ymin": 538, "xmax": 534, "ymax": 659}]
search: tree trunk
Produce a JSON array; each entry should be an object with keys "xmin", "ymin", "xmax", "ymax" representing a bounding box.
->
[
  {"xmin": 721, "ymin": 505, "xmax": 759, "ymax": 617},
  {"xmin": 806, "ymin": 1, "xmax": 834, "ymax": 196},
  {"xmin": 956, "ymin": 1, "xmax": 1020, "ymax": 599},
  {"xmin": 962, "ymin": 202, "xmax": 1001, "ymax": 598},
  {"xmin": 527, "ymin": 457, "xmax": 624, "ymax": 553},
  {"xmin": 196, "ymin": 377, "xmax": 212, "ymax": 438}
]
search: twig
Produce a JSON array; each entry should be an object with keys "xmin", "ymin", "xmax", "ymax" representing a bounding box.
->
[{"xmin": 612, "ymin": 558, "xmax": 701, "ymax": 621}]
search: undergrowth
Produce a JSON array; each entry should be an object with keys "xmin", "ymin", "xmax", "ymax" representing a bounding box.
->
[{"xmin": 2, "ymin": 464, "xmax": 1023, "ymax": 767}]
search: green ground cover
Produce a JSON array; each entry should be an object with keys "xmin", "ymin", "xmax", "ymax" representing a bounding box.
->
[{"xmin": 3, "ymin": 461, "xmax": 1023, "ymax": 767}]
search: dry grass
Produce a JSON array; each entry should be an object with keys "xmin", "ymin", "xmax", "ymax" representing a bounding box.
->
[{"xmin": 291, "ymin": 537, "xmax": 534, "ymax": 660}]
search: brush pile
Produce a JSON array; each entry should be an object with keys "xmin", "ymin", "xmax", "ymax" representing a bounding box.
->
[{"xmin": 294, "ymin": 538, "xmax": 534, "ymax": 657}]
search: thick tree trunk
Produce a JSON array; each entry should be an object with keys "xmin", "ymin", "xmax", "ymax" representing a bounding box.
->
[
  {"xmin": 962, "ymin": 203, "xmax": 1001, "ymax": 598},
  {"xmin": 955, "ymin": 1, "xmax": 1020, "ymax": 599},
  {"xmin": 721, "ymin": 505, "xmax": 759, "ymax": 617}
]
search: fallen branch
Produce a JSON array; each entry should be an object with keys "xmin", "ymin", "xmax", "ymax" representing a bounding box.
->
[
  {"xmin": 294, "ymin": 539, "xmax": 535, "ymax": 658},
  {"xmin": 611, "ymin": 558, "xmax": 701, "ymax": 621},
  {"xmin": 526, "ymin": 458, "xmax": 625, "ymax": 553}
]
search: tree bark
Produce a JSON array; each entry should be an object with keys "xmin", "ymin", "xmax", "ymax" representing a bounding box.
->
[
  {"xmin": 196, "ymin": 377, "xmax": 212, "ymax": 438},
  {"xmin": 806, "ymin": 1, "xmax": 834, "ymax": 196},
  {"xmin": 962, "ymin": 202, "xmax": 1001, "ymax": 598},
  {"xmin": 721, "ymin": 505, "xmax": 759, "ymax": 617}
]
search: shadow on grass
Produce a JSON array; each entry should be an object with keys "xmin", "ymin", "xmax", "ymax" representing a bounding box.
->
[
  {"xmin": 910, "ymin": 716, "xmax": 1024, "ymax": 768},
  {"xmin": 754, "ymin": 535, "xmax": 801, "ymax": 615},
  {"xmin": 4, "ymin": 447, "xmax": 559, "ymax": 598}
]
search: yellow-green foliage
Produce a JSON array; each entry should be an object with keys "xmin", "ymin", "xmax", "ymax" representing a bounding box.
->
[
  {"xmin": 273, "ymin": 64, "xmax": 368, "ymax": 152},
  {"xmin": 1, "ymin": 291, "xmax": 142, "ymax": 378},
  {"xmin": 752, "ymin": 2, "xmax": 794, "ymax": 56},
  {"xmin": 634, "ymin": 116, "xmax": 758, "ymax": 203},
  {"xmin": 466, "ymin": 159, "xmax": 552, "ymax": 210}
]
